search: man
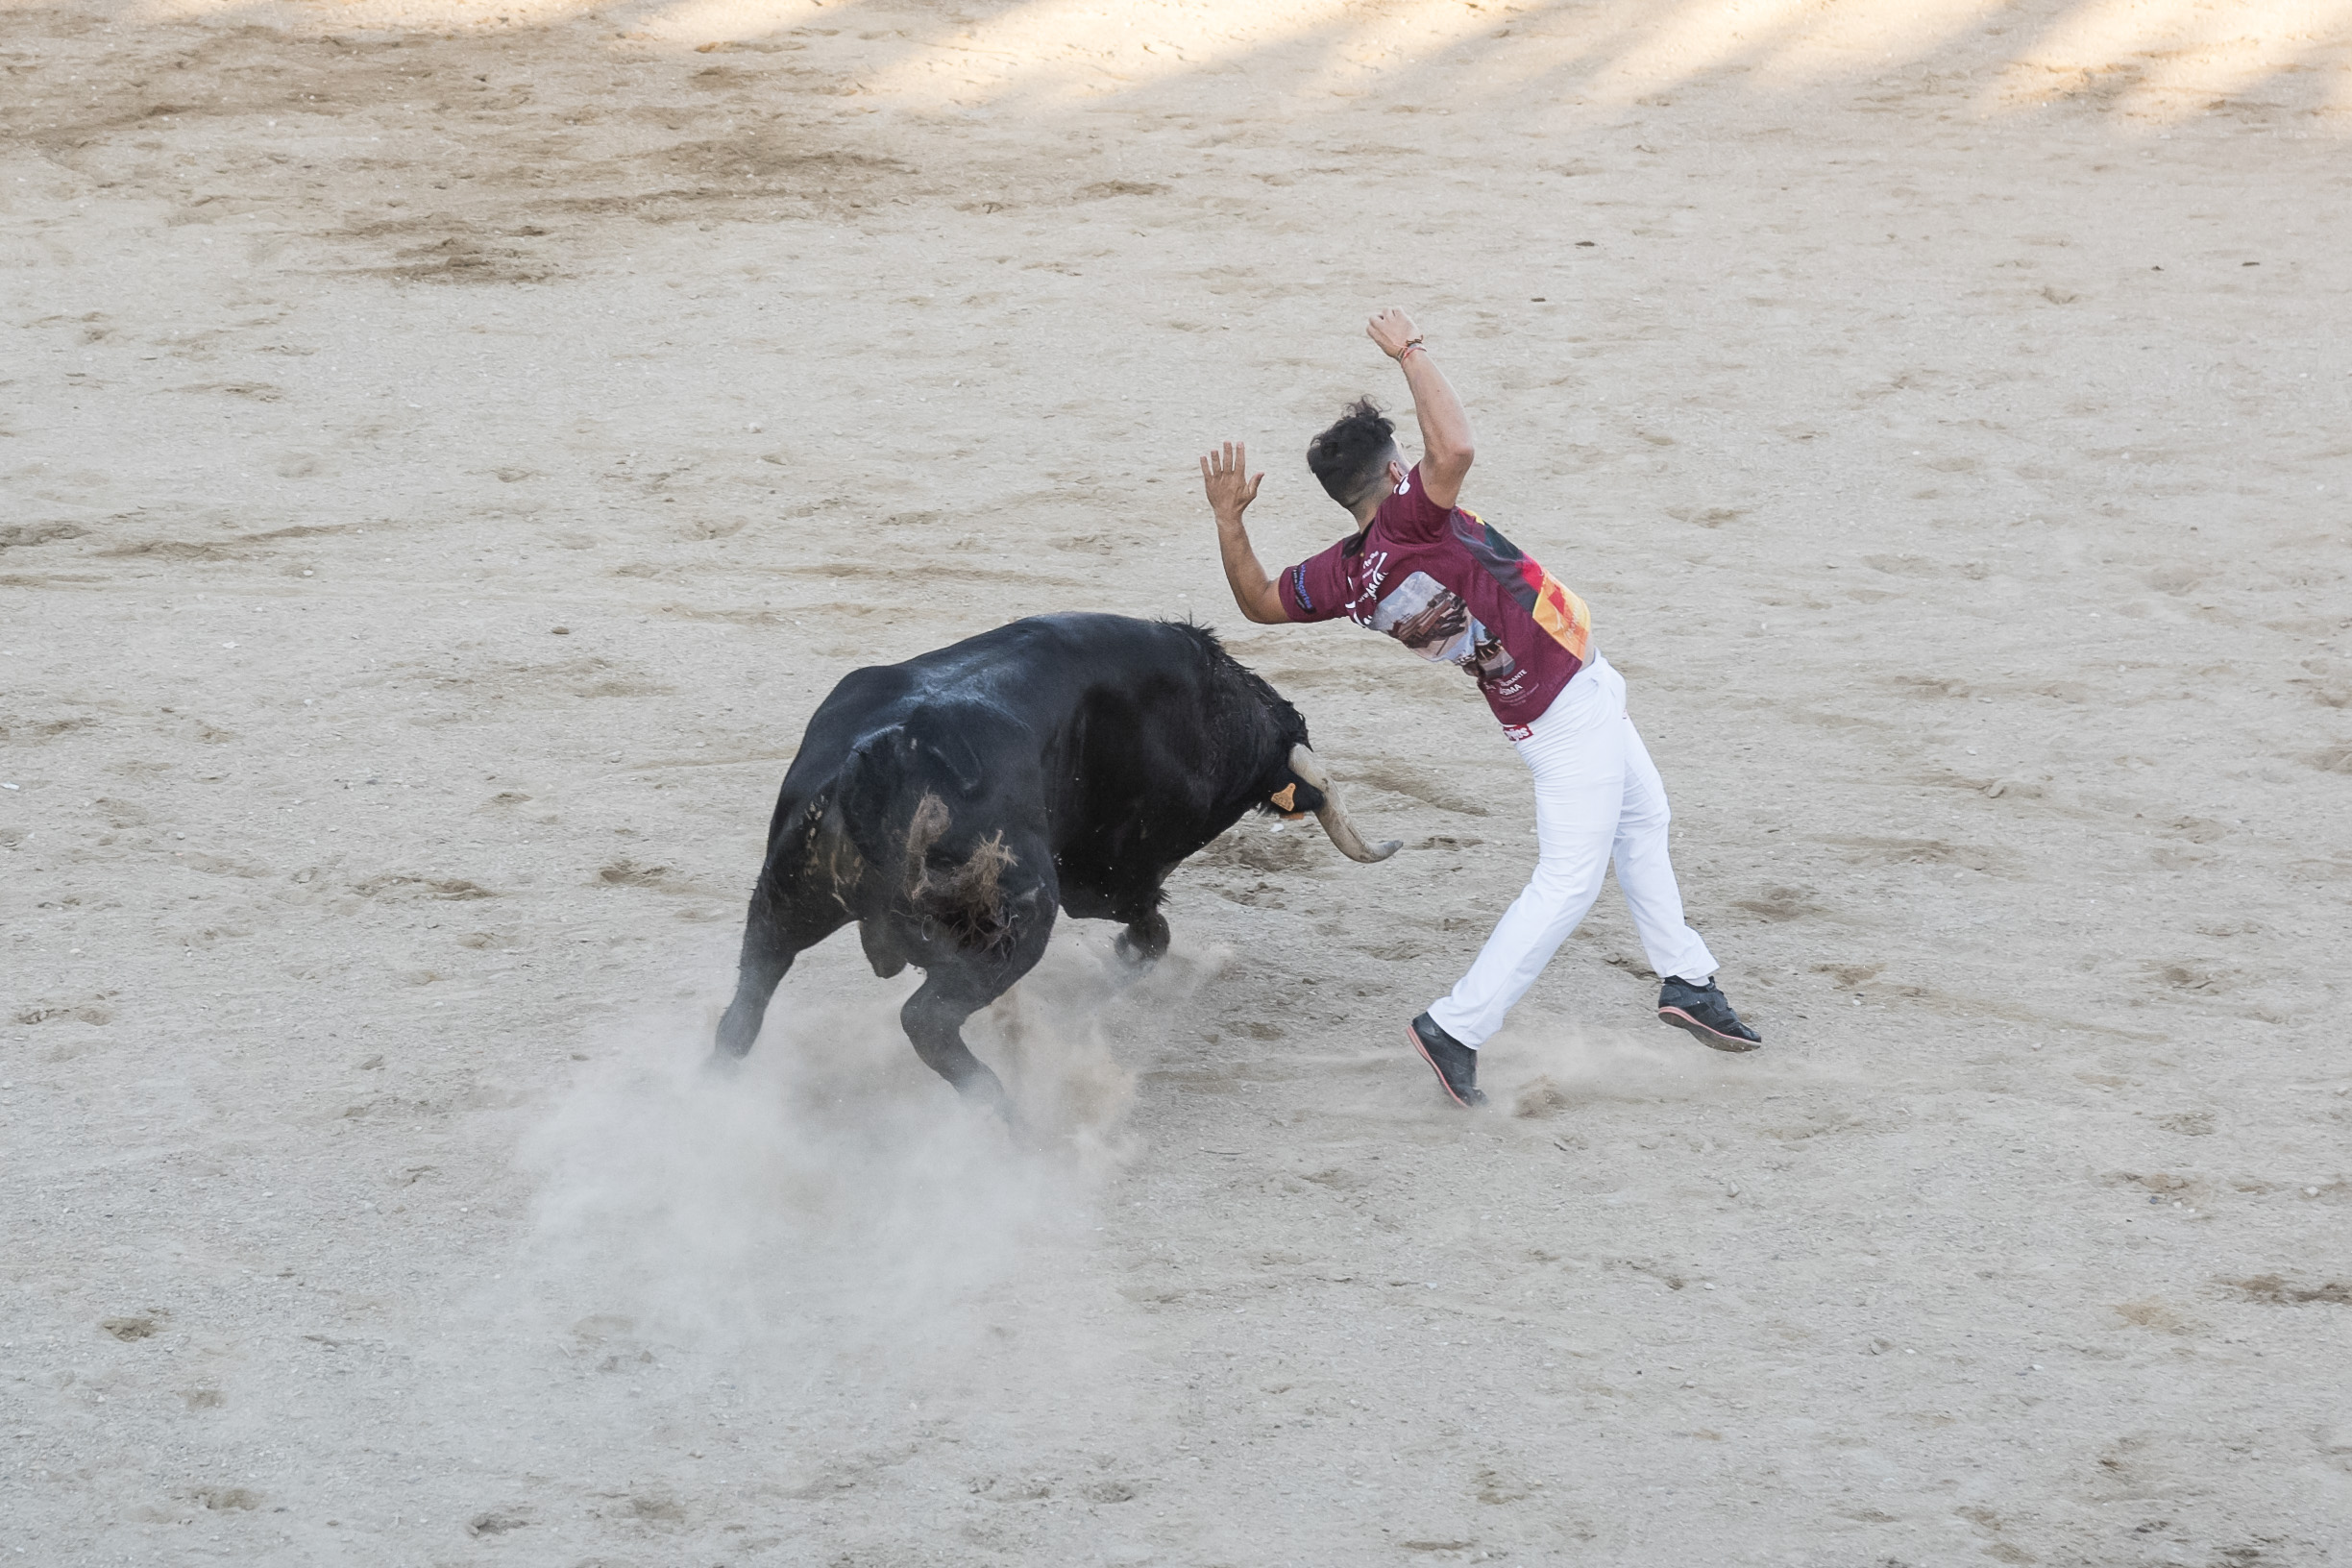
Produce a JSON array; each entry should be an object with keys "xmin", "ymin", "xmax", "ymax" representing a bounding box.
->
[{"xmin": 1200, "ymin": 308, "xmax": 1759, "ymax": 1109}]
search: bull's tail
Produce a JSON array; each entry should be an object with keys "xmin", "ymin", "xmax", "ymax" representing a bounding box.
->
[
  {"xmin": 902, "ymin": 794, "xmax": 1022, "ymax": 953},
  {"xmin": 838, "ymin": 711, "xmax": 1039, "ymax": 957}
]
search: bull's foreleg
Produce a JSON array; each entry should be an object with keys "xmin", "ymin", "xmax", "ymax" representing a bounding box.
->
[
  {"xmin": 1109, "ymin": 881, "xmax": 1171, "ymax": 970},
  {"xmin": 1112, "ymin": 907, "xmax": 1170, "ymax": 969}
]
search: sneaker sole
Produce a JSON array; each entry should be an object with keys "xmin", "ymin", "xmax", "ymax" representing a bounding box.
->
[
  {"xmin": 1658, "ymin": 1006, "xmax": 1762, "ymax": 1053},
  {"xmin": 1405, "ymin": 1024, "xmax": 1485, "ymax": 1108}
]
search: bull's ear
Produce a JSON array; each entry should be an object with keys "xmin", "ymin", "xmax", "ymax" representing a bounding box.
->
[
  {"xmin": 1267, "ymin": 770, "xmax": 1326, "ymax": 818},
  {"xmin": 920, "ymin": 729, "xmax": 987, "ymax": 796}
]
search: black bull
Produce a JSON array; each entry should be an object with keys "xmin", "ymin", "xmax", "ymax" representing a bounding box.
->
[{"xmin": 713, "ymin": 613, "xmax": 1399, "ymax": 1114}]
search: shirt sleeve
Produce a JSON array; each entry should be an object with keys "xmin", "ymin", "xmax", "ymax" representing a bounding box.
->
[
  {"xmin": 1278, "ymin": 539, "xmax": 1350, "ymax": 623},
  {"xmin": 1376, "ymin": 462, "xmax": 1454, "ymax": 545}
]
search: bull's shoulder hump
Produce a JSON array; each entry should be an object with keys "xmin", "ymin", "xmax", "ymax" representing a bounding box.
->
[
  {"xmin": 1017, "ymin": 611, "xmax": 1158, "ymax": 636},
  {"xmin": 811, "ymin": 617, "xmax": 1213, "ymax": 716},
  {"xmin": 878, "ymin": 614, "xmax": 1151, "ymax": 685},
  {"xmin": 1003, "ymin": 612, "xmax": 1217, "ymax": 666}
]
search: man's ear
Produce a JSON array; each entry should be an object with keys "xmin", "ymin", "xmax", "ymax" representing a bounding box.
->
[{"xmin": 1387, "ymin": 456, "xmax": 1409, "ymax": 493}]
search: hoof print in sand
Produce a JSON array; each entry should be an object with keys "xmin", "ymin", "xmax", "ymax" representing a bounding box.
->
[
  {"xmin": 467, "ymin": 1508, "xmax": 532, "ymax": 1536},
  {"xmin": 353, "ymin": 873, "xmax": 498, "ymax": 901},
  {"xmin": 1734, "ymin": 885, "xmax": 1825, "ymax": 921},
  {"xmin": 2221, "ymin": 1274, "xmax": 2350, "ymax": 1307},
  {"xmin": 595, "ymin": 858, "xmax": 702, "ymax": 894}
]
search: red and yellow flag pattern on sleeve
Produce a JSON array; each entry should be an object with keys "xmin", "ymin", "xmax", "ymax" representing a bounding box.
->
[{"xmin": 1455, "ymin": 508, "xmax": 1592, "ymax": 667}]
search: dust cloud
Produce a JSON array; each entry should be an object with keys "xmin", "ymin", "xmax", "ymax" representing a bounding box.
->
[{"xmin": 497, "ymin": 932, "xmax": 1227, "ymax": 1434}]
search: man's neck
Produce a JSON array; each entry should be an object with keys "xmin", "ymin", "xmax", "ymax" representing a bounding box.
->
[{"xmin": 1349, "ymin": 456, "xmax": 1404, "ymax": 527}]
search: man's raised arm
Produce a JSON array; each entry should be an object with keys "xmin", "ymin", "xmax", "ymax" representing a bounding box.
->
[
  {"xmin": 1201, "ymin": 441, "xmax": 1286, "ymax": 625},
  {"xmin": 1367, "ymin": 308, "xmax": 1475, "ymax": 510}
]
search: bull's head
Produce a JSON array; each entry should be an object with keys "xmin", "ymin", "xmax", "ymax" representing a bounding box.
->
[{"xmin": 1278, "ymin": 745, "xmax": 1401, "ymax": 864}]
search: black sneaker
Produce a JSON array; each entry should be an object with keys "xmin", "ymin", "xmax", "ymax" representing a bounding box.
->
[
  {"xmin": 1407, "ymin": 1013, "xmax": 1487, "ymax": 1108},
  {"xmin": 1657, "ymin": 976, "xmax": 1762, "ymax": 1052}
]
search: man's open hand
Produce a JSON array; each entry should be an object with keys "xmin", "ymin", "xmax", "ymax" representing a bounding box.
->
[
  {"xmin": 1366, "ymin": 308, "xmax": 1421, "ymax": 360},
  {"xmin": 1200, "ymin": 441, "xmax": 1263, "ymax": 523},
  {"xmin": 1202, "ymin": 441, "xmax": 1285, "ymax": 625}
]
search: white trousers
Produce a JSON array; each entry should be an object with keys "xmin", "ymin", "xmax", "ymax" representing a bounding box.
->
[{"xmin": 1427, "ymin": 655, "xmax": 1717, "ymax": 1048}]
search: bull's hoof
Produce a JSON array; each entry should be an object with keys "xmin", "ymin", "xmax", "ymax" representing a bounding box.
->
[
  {"xmin": 1113, "ymin": 918, "xmax": 1169, "ymax": 970},
  {"xmin": 998, "ymin": 1105, "xmax": 1041, "ymax": 1149},
  {"xmin": 949, "ymin": 1065, "xmax": 1018, "ymax": 1121},
  {"xmin": 713, "ymin": 1003, "xmax": 762, "ymax": 1061}
]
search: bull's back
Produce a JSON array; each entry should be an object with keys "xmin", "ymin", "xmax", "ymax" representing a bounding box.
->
[
  {"xmin": 772, "ymin": 615, "xmax": 1220, "ymax": 855},
  {"xmin": 892, "ymin": 614, "xmax": 1204, "ymax": 698},
  {"xmin": 790, "ymin": 617, "xmax": 1202, "ymax": 769}
]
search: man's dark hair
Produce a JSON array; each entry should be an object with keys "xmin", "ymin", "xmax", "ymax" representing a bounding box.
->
[{"xmin": 1307, "ymin": 398, "xmax": 1400, "ymax": 511}]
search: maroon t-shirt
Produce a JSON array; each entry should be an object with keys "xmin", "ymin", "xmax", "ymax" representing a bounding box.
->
[{"xmin": 1277, "ymin": 464, "xmax": 1593, "ymax": 733}]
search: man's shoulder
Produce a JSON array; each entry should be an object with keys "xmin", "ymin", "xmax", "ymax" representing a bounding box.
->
[
  {"xmin": 1370, "ymin": 505, "xmax": 1468, "ymax": 552},
  {"xmin": 1284, "ymin": 535, "xmax": 1367, "ymax": 622},
  {"xmin": 1376, "ymin": 466, "xmax": 1461, "ymax": 530},
  {"xmin": 1297, "ymin": 529, "xmax": 1360, "ymax": 565}
]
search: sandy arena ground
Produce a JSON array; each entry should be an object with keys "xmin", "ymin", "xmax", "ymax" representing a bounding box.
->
[{"xmin": 5, "ymin": 0, "xmax": 2351, "ymax": 1562}]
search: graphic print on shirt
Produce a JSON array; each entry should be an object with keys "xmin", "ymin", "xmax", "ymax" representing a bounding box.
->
[
  {"xmin": 1453, "ymin": 510, "xmax": 1590, "ymax": 664},
  {"xmin": 1275, "ymin": 463, "xmax": 1593, "ymax": 729},
  {"xmin": 1367, "ymin": 572, "xmax": 1524, "ymax": 687}
]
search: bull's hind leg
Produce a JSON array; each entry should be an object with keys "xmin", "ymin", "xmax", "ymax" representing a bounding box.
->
[
  {"xmin": 899, "ymin": 914, "xmax": 1054, "ymax": 1120},
  {"xmin": 714, "ymin": 940, "xmax": 791, "ymax": 1062},
  {"xmin": 713, "ymin": 880, "xmax": 845, "ymax": 1064},
  {"xmin": 901, "ymin": 974, "xmax": 1016, "ymax": 1117}
]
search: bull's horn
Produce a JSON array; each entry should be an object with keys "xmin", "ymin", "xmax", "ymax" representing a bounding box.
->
[{"xmin": 1287, "ymin": 745, "xmax": 1402, "ymax": 865}]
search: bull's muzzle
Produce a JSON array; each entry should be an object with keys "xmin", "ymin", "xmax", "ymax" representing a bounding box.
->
[{"xmin": 1287, "ymin": 745, "xmax": 1403, "ymax": 865}]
